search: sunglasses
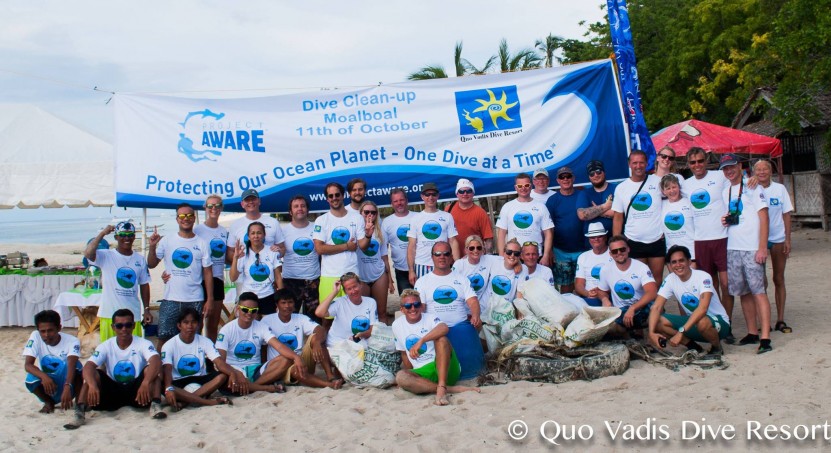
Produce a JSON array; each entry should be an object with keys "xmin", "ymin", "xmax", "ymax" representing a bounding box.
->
[
  {"xmin": 589, "ymin": 169, "xmax": 604, "ymax": 177},
  {"xmin": 205, "ymin": 203, "xmax": 223, "ymax": 209},
  {"xmin": 326, "ymin": 192, "xmax": 343, "ymax": 199},
  {"xmin": 422, "ymin": 192, "xmax": 439, "ymax": 198},
  {"xmin": 432, "ymin": 251, "xmax": 452, "ymax": 257},
  {"xmin": 515, "ymin": 183, "xmax": 531, "ymax": 189},
  {"xmin": 522, "ymin": 241, "xmax": 538, "ymax": 247},
  {"xmin": 505, "ymin": 250, "xmax": 521, "ymax": 257},
  {"xmin": 467, "ymin": 245, "xmax": 483, "ymax": 251},
  {"xmin": 402, "ymin": 301, "xmax": 423, "ymax": 310},
  {"xmin": 239, "ymin": 306, "xmax": 259, "ymax": 314},
  {"xmin": 688, "ymin": 158, "xmax": 706, "ymax": 165},
  {"xmin": 115, "ymin": 232, "xmax": 135, "ymax": 238},
  {"xmin": 457, "ymin": 189, "xmax": 473, "ymax": 195},
  {"xmin": 362, "ymin": 210, "xmax": 377, "ymax": 215},
  {"xmin": 658, "ymin": 154, "xmax": 673, "ymax": 160},
  {"xmin": 557, "ymin": 174, "xmax": 573, "ymax": 180},
  {"xmin": 610, "ymin": 247, "xmax": 628, "ymax": 255},
  {"xmin": 177, "ymin": 213, "xmax": 195, "ymax": 220},
  {"xmin": 113, "ymin": 322, "xmax": 135, "ymax": 330}
]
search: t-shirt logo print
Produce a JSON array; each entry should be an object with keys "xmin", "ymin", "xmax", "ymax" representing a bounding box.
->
[
  {"xmin": 491, "ymin": 275, "xmax": 512, "ymax": 296},
  {"xmin": 664, "ymin": 211, "xmax": 684, "ymax": 231},
  {"xmin": 405, "ymin": 335, "xmax": 427, "ymax": 354},
  {"xmin": 293, "ymin": 238, "xmax": 315, "ymax": 256},
  {"xmin": 396, "ymin": 225, "xmax": 410, "ymax": 242},
  {"xmin": 614, "ymin": 280, "xmax": 635, "ymax": 300},
  {"xmin": 249, "ymin": 262, "xmax": 270, "ymax": 282},
  {"xmin": 433, "ymin": 286, "xmax": 458, "ymax": 304},
  {"xmin": 177, "ymin": 354, "xmax": 201, "ymax": 376},
  {"xmin": 172, "ymin": 248, "xmax": 194, "ymax": 269},
  {"xmin": 513, "ymin": 211, "xmax": 533, "ymax": 229},
  {"xmin": 422, "ymin": 221, "xmax": 442, "ymax": 240},
  {"xmin": 681, "ymin": 293, "xmax": 700, "ymax": 312},
  {"xmin": 364, "ymin": 239, "xmax": 380, "ymax": 257},
  {"xmin": 331, "ymin": 227, "xmax": 351, "ymax": 245},
  {"xmin": 116, "ymin": 267, "xmax": 138, "ymax": 288},
  {"xmin": 351, "ymin": 316, "xmax": 370, "ymax": 334},
  {"xmin": 690, "ymin": 190, "xmax": 710, "ymax": 209},
  {"xmin": 113, "ymin": 360, "xmax": 137, "ymax": 383},
  {"xmin": 209, "ymin": 239, "xmax": 226, "ymax": 258},
  {"xmin": 631, "ymin": 193, "xmax": 652, "ymax": 211},
  {"xmin": 278, "ymin": 333, "xmax": 299, "ymax": 350},
  {"xmin": 233, "ymin": 341, "xmax": 256, "ymax": 359},
  {"xmin": 468, "ymin": 274, "xmax": 484, "ymax": 292}
]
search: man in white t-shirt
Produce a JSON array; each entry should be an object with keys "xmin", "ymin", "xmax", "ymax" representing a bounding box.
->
[
  {"xmin": 597, "ymin": 235, "xmax": 658, "ymax": 339},
  {"xmin": 148, "ymin": 203, "xmax": 213, "ymax": 349},
  {"xmin": 65, "ymin": 309, "xmax": 165, "ymax": 429},
  {"xmin": 314, "ymin": 182, "xmax": 370, "ymax": 304},
  {"xmin": 496, "ymin": 173, "xmax": 554, "ymax": 266},
  {"xmin": 521, "ymin": 241, "xmax": 554, "ymax": 287},
  {"xmin": 720, "ymin": 153, "xmax": 772, "ymax": 354},
  {"xmin": 382, "ymin": 188, "xmax": 417, "ymax": 295},
  {"xmin": 393, "ymin": 289, "xmax": 480, "ymax": 406},
  {"xmin": 530, "ymin": 167, "xmax": 553, "ymax": 203},
  {"xmin": 194, "ymin": 194, "xmax": 228, "ymax": 342},
  {"xmin": 612, "ymin": 150, "xmax": 666, "ymax": 287},
  {"xmin": 23, "ymin": 310, "xmax": 81, "ymax": 414},
  {"xmin": 281, "ymin": 195, "xmax": 322, "ymax": 321},
  {"xmin": 345, "ymin": 177, "xmax": 367, "ymax": 213},
  {"xmin": 407, "ymin": 182, "xmax": 460, "ymax": 284},
  {"xmin": 85, "ymin": 221, "xmax": 152, "ymax": 341},
  {"xmin": 648, "ymin": 245, "xmax": 730, "ymax": 356},
  {"xmin": 226, "ymin": 188, "xmax": 286, "ymax": 260},
  {"xmin": 574, "ymin": 222, "xmax": 614, "ymax": 307}
]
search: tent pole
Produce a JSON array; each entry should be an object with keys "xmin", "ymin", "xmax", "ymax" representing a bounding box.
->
[{"xmin": 142, "ymin": 208, "xmax": 148, "ymax": 253}]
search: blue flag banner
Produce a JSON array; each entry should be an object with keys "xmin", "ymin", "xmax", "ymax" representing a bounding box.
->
[
  {"xmin": 114, "ymin": 60, "xmax": 629, "ymax": 212},
  {"xmin": 607, "ymin": 0, "xmax": 656, "ymax": 169}
]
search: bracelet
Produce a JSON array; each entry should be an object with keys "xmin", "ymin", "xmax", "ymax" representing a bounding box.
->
[{"xmin": 165, "ymin": 386, "xmax": 175, "ymax": 393}]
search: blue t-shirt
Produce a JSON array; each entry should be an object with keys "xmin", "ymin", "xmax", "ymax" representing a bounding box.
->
[
  {"xmin": 546, "ymin": 189, "xmax": 585, "ymax": 253},
  {"xmin": 576, "ymin": 182, "xmax": 617, "ymax": 247}
]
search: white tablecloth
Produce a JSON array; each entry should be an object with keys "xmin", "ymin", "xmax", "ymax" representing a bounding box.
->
[
  {"xmin": 0, "ymin": 274, "xmax": 84, "ymax": 327},
  {"xmin": 54, "ymin": 290, "xmax": 102, "ymax": 326}
]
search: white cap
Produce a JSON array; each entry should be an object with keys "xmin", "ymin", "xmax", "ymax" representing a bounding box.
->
[
  {"xmin": 585, "ymin": 222, "xmax": 608, "ymax": 237},
  {"xmin": 456, "ymin": 178, "xmax": 474, "ymax": 193}
]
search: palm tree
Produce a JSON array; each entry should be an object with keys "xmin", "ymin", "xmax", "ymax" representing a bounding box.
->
[
  {"xmin": 535, "ymin": 33, "xmax": 564, "ymax": 68},
  {"xmin": 497, "ymin": 39, "xmax": 543, "ymax": 72},
  {"xmin": 407, "ymin": 41, "xmax": 496, "ymax": 80},
  {"xmin": 407, "ymin": 65, "xmax": 449, "ymax": 80}
]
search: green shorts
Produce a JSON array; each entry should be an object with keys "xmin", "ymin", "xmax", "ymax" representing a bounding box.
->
[
  {"xmin": 318, "ymin": 276, "xmax": 345, "ymax": 304},
  {"xmin": 412, "ymin": 350, "xmax": 461, "ymax": 385},
  {"xmin": 99, "ymin": 318, "xmax": 144, "ymax": 342},
  {"xmin": 663, "ymin": 313, "xmax": 731, "ymax": 342}
]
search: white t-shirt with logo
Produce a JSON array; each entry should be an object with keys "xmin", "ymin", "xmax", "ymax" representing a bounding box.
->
[
  {"xmin": 234, "ymin": 248, "xmax": 281, "ymax": 298},
  {"xmin": 682, "ymin": 171, "xmax": 730, "ymax": 240},
  {"xmin": 452, "ymin": 254, "xmax": 496, "ymax": 301},
  {"xmin": 155, "ymin": 234, "xmax": 211, "ymax": 302},
  {"xmin": 407, "ymin": 211, "xmax": 459, "ymax": 266},
  {"xmin": 161, "ymin": 334, "xmax": 221, "ymax": 380},
  {"xmin": 260, "ymin": 313, "xmax": 319, "ymax": 361},
  {"xmin": 382, "ymin": 212, "xmax": 416, "ymax": 271},
  {"xmin": 357, "ymin": 233, "xmax": 388, "ymax": 283},
  {"xmin": 89, "ymin": 336, "xmax": 158, "ymax": 383},
  {"xmin": 496, "ymin": 199, "xmax": 554, "ymax": 246},
  {"xmin": 661, "ymin": 197, "xmax": 696, "ymax": 259},
  {"xmin": 392, "ymin": 315, "xmax": 444, "ymax": 370},
  {"xmin": 280, "ymin": 222, "xmax": 320, "ymax": 280},
  {"xmin": 481, "ymin": 260, "xmax": 528, "ymax": 313},
  {"xmin": 763, "ymin": 182, "xmax": 793, "ymax": 243},
  {"xmin": 575, "ymin": 249, "xmax": 613, "ymax": 291},
  {"xmin": 92, "ymin": 249, "xmax": 152, "ymax": 319},
  {"xmin": 194, "ymin": 223, "xmax": 229, "ymax": 279},
  {"xmin": 216, "ymin": 320, "xmax": 275, "ymax": 368},
  {"xmin": 414, "ymin": 271, "xmax": 476, "ymax": 327},
  {"xmin": 313, "ymin": 211, "xmax": 366, "ymax": 277},
  {"xmin": 325, "ymin": 296, "xmax": 378, "ymax": 347},
  {"xmin": 658, "ymin": 269, "xmax": 729, "ymax": 322},
  {"xmin": 723, "ymin": 183, "xmax": 768, "ymax": 251},
  {"xmin": 612, "ymin": 175, "xmax": 663, "ymax": 243},
  {"xmin": 530, "ymin": 190, "xmax": 554, "ymax": 203},
  {"xmin": 22, "ymin": 331, "xmax": 80, "ymax": 376},
  {"xmin": 597, "ymin": 259, "xmax": 655, "ymax": 309},
  {"xmin": 525, "ymin": 265, "xmax": 555, "ymax": 287},
  {"xmin": 227, "ymin": 215, "xmax": 285, "ymax": 250}
]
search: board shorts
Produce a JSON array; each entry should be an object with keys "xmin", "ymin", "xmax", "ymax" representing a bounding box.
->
[
  {"xmin": 663, "ymin": 313, "xmax": 731, "ymax": 342},
  {"xmin": 283, "ymin": 278, "xmax": 321, "ymax": 321},
  {"xmin": 627, "ymin": 237, "xmax": 667, "ymax": 259},
  {"xmin": 202, "ymin": 277, "xmax": 225, "ymax": 302},
  {"xmin": 695, "ymin": 238, "xmax": 728, "ymax": 276},
  {"xmin": 231, "ymin": 364, "xmax": 262, "ymax": 382},
  {"xmin": 318, "ymin": 276, "xmax": 345, "ymax": 305},
  {"xmin": 25, "ymin": 361, "xmax": 83, "ymax": 403},
  {"xmin": 158, "ymin": 300, "xmax": 204, "ymax": 340},
  {"xmin": 394, "ymin": 269, "xmax": 414, "ymax": 295},
  {"xmin": 272, "ymin": 333, "xmax": 317, "ymax": 385},
  {"xmin": 100, "ymin": 317, "xmax": 144, "ymax": 342},
  {"xmin": 727, "ymin": 250, "xmax": 766, "ymax": 296},
  {"xmin": 614, "ymin": 303, "xmax": 652, "ymax": 329},
  {"xmin": 553, "ymin": 248, "xmax": 581, "ymax": 286},
  {"xmin": 412, "ymin": 350, "xmax": 461, "ymax": 386}
]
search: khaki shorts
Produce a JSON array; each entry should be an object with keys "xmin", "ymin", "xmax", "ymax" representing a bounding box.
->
[{"xmin": 283, "ymin": 333, "xmax": 317, "ymax": 384}]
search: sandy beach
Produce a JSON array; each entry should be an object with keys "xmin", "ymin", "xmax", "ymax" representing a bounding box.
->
[{"xmin": 1, "ymin": 227, "xmax": 830, "ymax": 451}]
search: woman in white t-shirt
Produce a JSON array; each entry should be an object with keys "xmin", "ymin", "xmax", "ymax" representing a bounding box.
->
[
  {"xmin": 230, "ymin": 222, "xmax": 283, "ymax": 316},
  {"xmin": 357, "ymin": 201, "xmax": 393, "ymax": 324},
  {"xmin": 452, "ymin": 235, "xmax": 495, "ymax": 302},
  {"xmin": 481, "ymin": 238, "xmax": 528, "ymax": 314},
  {"xmin": 660, "ymin": 174, "xmax": 696, "ymax": 266},
  {"xmin": 654, "ymin": 147, "xmax": 684, "ymax": 182}
]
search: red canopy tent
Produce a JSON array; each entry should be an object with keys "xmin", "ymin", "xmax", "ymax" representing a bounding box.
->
[{"xmin": 651, "ymin": 119, "xmax": 783, "ymax": 158}]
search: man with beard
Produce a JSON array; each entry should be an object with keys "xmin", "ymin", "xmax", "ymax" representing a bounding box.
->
[
  {"xmin": 577, "ymin": 160, "xmax": 616, "ymax": 246},
  {"xmin": 345, "ymin": 177, "xmax": 367, "ymax": 213},
  {"xmin": 281, "ymin": 195, "xmax": 322, "ymax": 321},
  {"xmin": 382, "ymin": 188, "xmax": 416, "ymax": 294}
]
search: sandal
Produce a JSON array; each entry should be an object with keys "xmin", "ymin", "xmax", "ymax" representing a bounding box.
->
[{"xmin": 774, "ymin": 321, "xmax": 793, "ymax": 333}]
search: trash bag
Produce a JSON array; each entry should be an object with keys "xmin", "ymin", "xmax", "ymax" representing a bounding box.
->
[
  {"xmin": 564, "ymin": 306, "xmax": 621, "ymax": 348},
  {"xmin": 328, "ymin": 339, "xmax": 397, "ymax": 388},
  {"xmin": 518, "ymin": 279, "xmax": 580, "ymax": 327}
]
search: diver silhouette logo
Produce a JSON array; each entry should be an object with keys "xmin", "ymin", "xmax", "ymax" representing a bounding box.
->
[
  {"xmin": 116, "ymin": 267, "xmax": 137, "ymax": 289},
  {"xmin": 177, "ymin": 109, "xmax": 225, "ymax": 162}
]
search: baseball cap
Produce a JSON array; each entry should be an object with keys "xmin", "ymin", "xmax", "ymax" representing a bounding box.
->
[
  {"xmin": 556, "ymin": 166, "xmax": 574, "ymax": 177},
  {"xmin": 456, "ymin": 178, "xmax": 474, "ymax": 193},
  {"xmin": 718, "ymin": 153, "xmax": 739, "ymax": 170},
  {"xmin": 241, "ymin": 188, "xmax": 260, "ymax": 200},
  {"xmin": 587, "ymin": 160, "xmax": 605, "ymax": 173},
  {"xmin": 584, "ymin": 222, "xmax": 608, "ymax": 237},
  {"xmin": 421, "ymin": 182, "xmax": 438, "ymax": 194},
  {"xmin": 533, "ymin": 168, "xmax": 549, "ymax": 178},
  {"xmin": 115, "ymin": 221, "xmax": 136, "ymax": 235}
]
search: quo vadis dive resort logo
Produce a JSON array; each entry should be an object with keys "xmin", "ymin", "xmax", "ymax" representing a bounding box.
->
[
  {"xmin": 454, "ymin": 86, "xmax": 522, "ymax": 137},
  {"xmin": 177, "ymin": 108, "xmax": 267, "ymax": 163}
]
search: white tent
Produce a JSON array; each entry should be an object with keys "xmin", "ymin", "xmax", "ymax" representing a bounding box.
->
[{"xmin": 0, "ymin": 104, "xmax": 113, "ymax": 209}]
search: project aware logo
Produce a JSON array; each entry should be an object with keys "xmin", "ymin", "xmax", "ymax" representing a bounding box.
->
[
  {"xmin": 177, "ymin": 108, "xmax": 266, "ymax": 162},
  {"xmin": 455, "ymin": 86, "xmax": 522, "ymax": 135}
]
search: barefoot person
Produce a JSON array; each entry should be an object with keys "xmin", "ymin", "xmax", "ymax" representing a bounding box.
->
[
  {"xmin": 392, "ymin": 289, "xmax": 479, "ymax": 405},
  {"xmin": 230, "ymin": 221, "xmax": 283, "ymax": 316},
  {"xmin": 357, "ymin": 200, "xmax": 394, "ymax": 324},
  {"xmin": 315, "ymin": 272, "xmax": 378, "ymax": 348},
  {"xmin": 23, "ymin": 310, "xmax": 82, "ymax": 414}
]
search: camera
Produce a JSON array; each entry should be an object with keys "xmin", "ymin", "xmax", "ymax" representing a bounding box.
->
[{"xmin": 725, "ymin": 212, "xmax": 740, "ymax": 226}]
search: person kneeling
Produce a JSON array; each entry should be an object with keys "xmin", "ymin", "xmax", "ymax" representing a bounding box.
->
[
  {"xmin": 23, "ymin": 310, "xmax": 82, "ymax": 414},
  {"xmin": 216, "ymin": 292, "xmax": 306, "ymax": 395},
  {"xmin": 161, "ymin": 307, "xmax": 233, "ymax": 409},
  {"xmin": 65, "ymin": 309, "xmax": 165, "ymax": 429},
  {"xmin": 648, "ymin": 246, "xmax": 730, "ymax": 356},
  {"xmin": 392, "ymin": 289, "xmax": 479, "ymax": 406}
]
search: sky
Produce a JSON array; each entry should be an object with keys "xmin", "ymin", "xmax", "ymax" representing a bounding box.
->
[{"xmin": 0, "ymin": 1, "xmax": 606, "ymax": 221}]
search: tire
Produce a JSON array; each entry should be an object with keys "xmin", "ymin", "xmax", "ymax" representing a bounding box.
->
[{"xmin": 507, "ymin": 342, "xmax": 629, "ymax": 383}]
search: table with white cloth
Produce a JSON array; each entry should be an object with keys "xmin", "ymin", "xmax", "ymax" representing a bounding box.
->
[
  {"xmin": 54, "ymin": 287, "xmax": 102, "ymax": 332},
  {"xmin": 0, "ymin": 274, "xmax": 84, "ymax": 327}
]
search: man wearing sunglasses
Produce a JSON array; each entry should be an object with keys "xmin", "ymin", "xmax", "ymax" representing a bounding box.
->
[
  {"xmin": 577, "ymin": 160, "xmax": 616, "ymax": 246},
  {"xmin": 596, "ymin": 235, "xmax": 658, "ymax": 339},
  {"xmin": 84, "ymin": 221, "xmax": 152, "ymax": 342},
  {"xmin": 496, "ymin": 173, "xmax": 554, "ymax": 266},
  {"xmin": 226, "ymin": 188, "xmax": 286, "ymax": 262},
  {"xmin": 148, "ymin": 203, "xmax": 213, "ymax": 350},
  {"xmin": 194, "ymin": 194, "xmax": 228, "ymax": 342},
  {"xmin": 382, "ymin": 188, "xmax": 416, "ymax": 295},
  {"xmin": 66, "ymin": 309, "xmax": 165, "ymax": 429},
  {"xmin": 545, "ymin": 166, "xmax": 585, "ymax": 294},
  {"xmin": 392, "ymin": 289, "xmax": 480, "ymax": 406},
  {"xmin": 407, "ymin": 183, "xmax": 460, "ymax": 285},
  {"xmin": 445, "ymin": 179, "xmax": 493, "ymax": 256}
]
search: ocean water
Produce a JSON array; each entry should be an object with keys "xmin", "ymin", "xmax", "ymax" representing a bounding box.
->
[{"xmin": 0, "ymin": 216, "xmax": 175, "ymax": 244}]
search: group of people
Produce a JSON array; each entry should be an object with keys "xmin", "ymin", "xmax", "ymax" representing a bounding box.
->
[{"xmin": 24, "ymin": 149, "xmax": 794, "ymax": 420}]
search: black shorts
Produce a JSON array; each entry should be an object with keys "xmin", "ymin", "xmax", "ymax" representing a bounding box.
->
[
  {"xmin": 202, "ymin": 277, "xmax": 225, "ymax": 301},
  {"xmin": 394, "ymin": 269, "xmax": 413, "ymax": 295},
  {"xmin": 172, "ymin": 371, "xmax": 222, "ymax": 388},
  {"xmin": 257, "ymin": 293, "xmax": 277, "ymax": 315},
  {"xmin": 92, "ymin": 369, "xmax": 148, "ymax": 411},
  {"xmin": 628, "ymin": 237, "xmax": 666, "ymax": 259}
]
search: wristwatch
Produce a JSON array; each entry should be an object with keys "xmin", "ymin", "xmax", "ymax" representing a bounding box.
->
[
  {"xmin": 165, "ymin": 386, "xmax": 175, "ymax": 393},
  {"xmin": 678, "ymin": 326, "xmax": 686, "ymax": 334}
]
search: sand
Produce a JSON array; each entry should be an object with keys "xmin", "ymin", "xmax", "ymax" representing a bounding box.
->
[{"xmin": 1, "ymin": 227, "xmax": 830, "ymax": 451}]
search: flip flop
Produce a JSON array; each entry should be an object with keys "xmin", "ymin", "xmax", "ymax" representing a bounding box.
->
[{"xmin": 775, "ymin": 321, "xmax": 793, "ymax": 333}]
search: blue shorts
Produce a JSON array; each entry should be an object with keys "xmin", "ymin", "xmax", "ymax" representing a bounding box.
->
[
  {"xmin": 553, "ymin": 249, "xmax": 582, "ymax": 286},
  {"xmin": 25, "ymin": 362, "xmax": 82, "ymax": 403},
  {"xmin": 614, "ymin": 303, "xmax": 653, "ymax": 329}
]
